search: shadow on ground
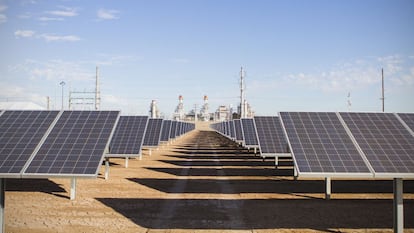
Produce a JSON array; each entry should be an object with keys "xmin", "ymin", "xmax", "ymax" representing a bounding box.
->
[
  {"xmin": 128, "ymin": 178, "xmax": 414, "ymax": 194},
  {"xmin": 97, "ymin": 197, "xmax": 414, "ymax": 231},
  {"xmin": 6, "ymin": 178, "xmax": 68, "ymax": 199},
  {"xmin": 146, "ymin": 167, "xmax": 294, "ymax": 176}
]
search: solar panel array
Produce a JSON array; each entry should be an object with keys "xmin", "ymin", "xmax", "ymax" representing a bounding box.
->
[
  {"xmin": 278, "ymin": 111, "xmax": 414, "ymax": 178},
  {"xmin": 169, "ymin": 121, "xmax": 177, "ymax": 140},
  {"xmin": 280, "ymin": 112, "xmax": 372, "ymax": 176},
  {"xmin": 254, "ymin": 116, "xmax": 289, "ymax": 155},
  {"xmin": 233, "ymin": 119, "xmax": 244, "ymax": 142},
  {"xmin": 160, "ymin": 120, "xmax": 172, "ymax": 142},
  {"xmin": 24, "ymin": 111, "xmax": 120, "ymax": 177},
  {"xmin": 228, "ymin": 121, "xmax": 235, "ymax": 139},
  {"xmin": 210, "ymin": 119, "xmax": 248, "ymax": 146},
  {"xmin": 0, "ymin": 111, "xmax": 59, "ymax": 178},
  {"xmin": 143, "ymin": 118, "xmax": 163, "ymax": 147},
  {"xmin": 240, "ymin": 118, "xmax": 259, "ymax": 147},
  {"xmin": 340, "ymin": 112, "xmax": 414, "ymax": 177},
  {"xmin": 108, "ymin": 116, "xmax": 148, "ymax": 156},
  {"xmin": 398, "ymin": 113, "xmax": 414, "ymax": 133},
  {"xmin": 0, "ymin": 110, "xmax": 120, "ymax": 179}
]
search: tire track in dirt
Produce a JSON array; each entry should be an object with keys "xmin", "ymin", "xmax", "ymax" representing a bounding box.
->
[{"xmin": 151, "ymin": 130, "xmax": 249, "ymax": 229}]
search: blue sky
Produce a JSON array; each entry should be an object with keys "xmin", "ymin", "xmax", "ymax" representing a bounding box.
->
[{"xmin": 1, "ymin": 0, "xmax": 413, "ymax": 116}]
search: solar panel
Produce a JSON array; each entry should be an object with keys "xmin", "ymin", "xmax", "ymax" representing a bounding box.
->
[
  {"xmin": 179, "ymin": 122, "xmax": 185, "ymax": 136},
  {"xmin": 397, "ymin": 113, "xmax": 414, "ymax": 134},
  {"xmin": 143, "ymin": 118, "xmax": 163, "ymax": 147},
  {"xmin": 254, "ymin": 116, "xmax": 289, "ymax": 155},
  {"xmin": 225, "ymin": 121, "xmax": 231, "ymax": 137},
  {"xmin": 175, "ymin": 121, "xmax": 182, "ymax": 138},
  {"xmin": 240, "ymin": 118, "xmax": 259, "ymax": 147},
  {"xmin": 160, "ymin": 120, "xmax": 172, "ymax": 142},
  {"xmin": 108, "ymin": 116, "xmax": 148, "ymax": 156},
  {"xmin": 279, "ymin": 112, "xmax": 372, "ymax": 177},
  {"xmin": 24, "ymin": 111, "xmax": 119, "ymax": 177},
  {"xmin": 0, "ymin": 111, "xmax": 59, "ymax": 178},
  {"xmin": 233, "ymin": 119, "xmax": 244, "ymax": 142},
  {"xmin": 340, "ymin": 112, "xmax": 414, "ymax": 177},
  {"xmin": 228, "ymin": 120, "xmax": 235, "ymax": 139},
  {"xmin": 170, "ymin": 121, "xmax": 177, "ymax": 139}
]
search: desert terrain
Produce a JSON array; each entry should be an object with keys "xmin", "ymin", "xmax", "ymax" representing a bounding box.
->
[{"xmin": 5, "ymin": 123, "xmax": 414, "ymax": 232}]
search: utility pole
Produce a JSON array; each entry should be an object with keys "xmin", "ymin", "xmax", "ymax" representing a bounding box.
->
[
  {"xmin": 240, "ymin": 67, "xmax": 245, "ymax": 118},
  {"xmin": 60, "ymin": 81, "xmax": 65, "ymax": 110},
  {"xmin": 381, "ymin": 68, "xmax": 385, "ymax": 112},
  {"xmin": 95, "ymin": 66, "xmax": 100, "ymax": 110}
]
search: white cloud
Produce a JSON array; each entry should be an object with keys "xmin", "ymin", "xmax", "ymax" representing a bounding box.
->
[
  {"xmin": 0, "ymin": 82, "xmax": 47, "ymax": 108},
  {"xmin": 395, "ymin": 67, "xmax": 414, "ymax": 86},
  {"xmin": 14, "ymin": 30, "xmax": 36, "ymax": 38},
  {"xmin": 97, "ymin": 8, "xmax": 120, "ymax": 20},
  {"xmin": 250, "ymin": 55, "xmax": 414, "ymax": 94},
  {"xmin": 46, "ymin": 6, "xmax": 78, "ymax": 17},
  {"xmin": 0, "ymin": 14, "xmax": 7, "ymax": 23},
  {"xmin": 284, "ymin": 55, "xmax": 414, "ymax": 92},
  {"xmin": 13, "ymin": 30, "xmax": 81, "ymax": 42},
  {"xmin": 38, "ymin": 16, "xmax": 64, "ymax": 21},
  {"xmin": 40, "ymin": 34, "xmax": 81, "ymax": 42},
  {"xmin": 0, "ymin": 5, "xmax": 7, "ymax": 24},
  {"xmin": 10, "ymin": 59, "xmax": 94, "ymax": 82}
]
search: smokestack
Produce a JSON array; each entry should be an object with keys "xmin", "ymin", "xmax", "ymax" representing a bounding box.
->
[{"xmin": 150, "ymin": 100, "xmax": 157, "ymax": 118}]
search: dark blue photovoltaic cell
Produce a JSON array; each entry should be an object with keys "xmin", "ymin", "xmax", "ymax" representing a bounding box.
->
[
  {"xmin": 170, "ymin": 121, "xmax": 177, "ymax": 139},
  {"xmin": 229, "ymin": 120, "xmax": 235, "ymax": 139},
  {"xmin": 25, "ymin": 111, "xmax": 119, "ymax": 176},
  {"xmin": 109, "ymin": 116, "xmax": 148, "ymax": 155},
  {"xmin": 175, "ymin": 121, "xmax": 182, "ymax": 138},
  {"xmin": 160, "ymin": 120, "xmax": 172, "ymax": 142},
  {"xmin": 280, "ymin": 112, "xmax": 371, "ymax": 174},
  {"xmin": 398, "ymin": 113, "xmax": 414, "ymax": 133},
  {"xmin": 241, "ymin": 118, "xmax": 258, "ymax": 146},
  {"xmin": 254, "ymin": 116, "xmax": 289, "ymax": 154},
  {"xmin": 340, "ymin": 112, "xmax": 414, "ymax": 174},
  {"xmin": 143, "ymin": 118, "xmax": 163, "ymax": 147},
  {"xmin": 0, "ymin": 111, "xmax": 59, "ymax": 176},
  {"xmin": 233, "ymin": 119, "xmax": 244, "ymax": 141}
]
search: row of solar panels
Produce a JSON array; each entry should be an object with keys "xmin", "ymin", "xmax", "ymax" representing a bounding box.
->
[
  {"xmin": 0, "ymin": 110, "xmax": 195, "ymax": 179},
  {"xmin": 211, "ymin": 117, "xmax": 289, "ymax": 155},
  {"xmin": 211, "ymin": 112, "xmax": 414, "ymax": 179},
  {"xmin": 109, "ymin": 116, "xmax": 194, "ymax": 156}
]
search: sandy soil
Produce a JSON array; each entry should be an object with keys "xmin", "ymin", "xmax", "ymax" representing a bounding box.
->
[{"xmin": 4, "ymin": 122, "xmax": 414, "ymax": 232}]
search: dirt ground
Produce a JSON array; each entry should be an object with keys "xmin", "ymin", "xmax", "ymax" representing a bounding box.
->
[{"xmin": 5, "ymin": 122, "xmax": 414, "ymax": 233}]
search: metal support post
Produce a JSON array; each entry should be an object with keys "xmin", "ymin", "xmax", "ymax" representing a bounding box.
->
[
  {"xmin": 105, "ymin": 158, "xmax": 110, "ymax": 180},
  {"xmin": 393, "ymin": 178, "xmax": 403, "ymax": 233},
  {"xmin": 0, "ymin": 179, "xmax": 5, "ymax": 233},
  {"xmin": 275, "ymin": 156, "xmax": 279, "ymax": 166},
  {"xmin": 254, "ymin": 147, "xmax": 257, "ymax": 155},
  {"xmin": 125, "ymin": 157, "xmax": 129, "ymax": 168},
  {"xmin": 325, "ymin": 177, "xmax": 331, "ymax": 200},
  {"xmin": 70, "ymin": 178, "xmax": 76, "ymax": 200},
  {"xmin": 293, "ymin": 167, "xmax": 298, "ymax": 180}
]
